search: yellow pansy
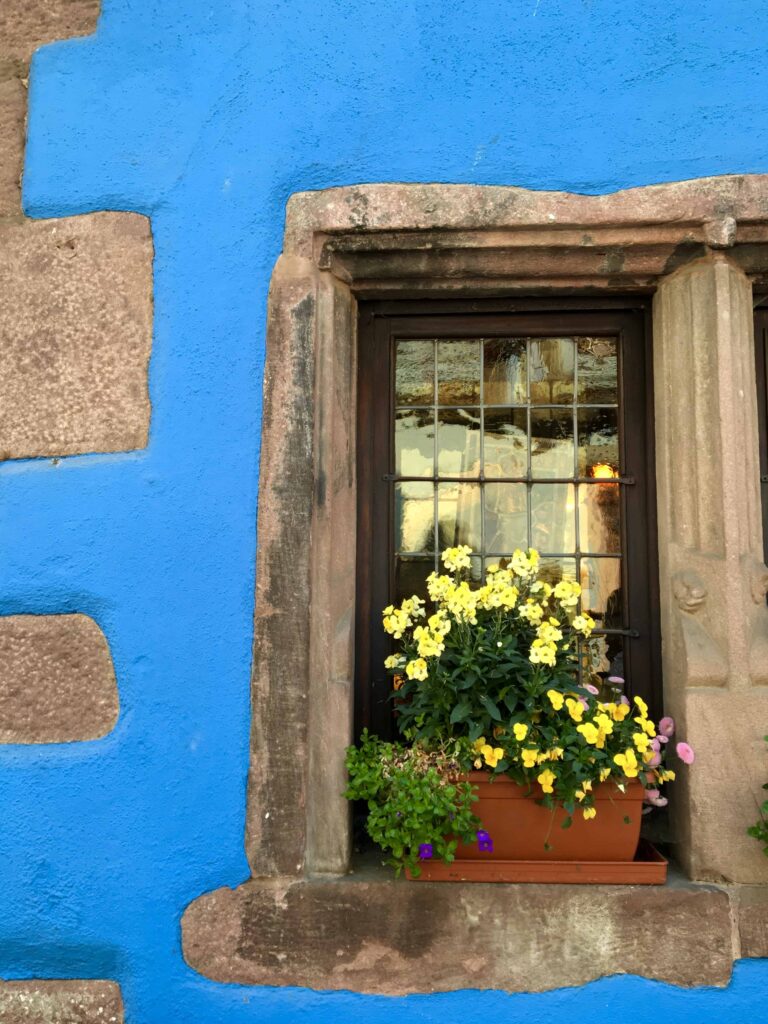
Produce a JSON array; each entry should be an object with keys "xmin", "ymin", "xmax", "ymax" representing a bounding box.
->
[
  {"xmin": 547, "ymin": 689, "xmax": 565, "ymax": 711},
  {"xmin": 577, "ymin": 722, "xmax": 600, "ymax": 745},
  {"xmin": 609, "ymin": 702, "xmax": 631, "ymax": 722},
  {"xmin": 537, "ymin": 768, "xmax": 556, "ymax": 793},
  {"xmin": 566, "ymin": 697, "xmax": 584, "ymax": 723},
  {"xmin": 481, "ymin": 744, "xmax": 504, "ymax": 769},
  {"xmin": 613, "ymin": 747, "xmax": 639, "ymax": 778},
  {"xmin": 513, "ymin": 722, "xmax": 529, "ymax": 741},
  {"xmin": 583, "ymin": 806, "xmax": 597, "ymax": 820},
  {"xmin": 599, "ymin": 767, "xmax": 612, "ymax": 782},
  {"xmin": 633, "ymin": 731, "xmax": 651, "ymax": 753},
  {"xmin": 659, "ymin": 769, "xmax": 676, "ymax": 782},
  {"xmin": 521, "ymin": 748, "xmax": 539, "ymax": 769},
  {"xmin": 633, "ymin": 695, "xmax": 649, "ymax": 718}
]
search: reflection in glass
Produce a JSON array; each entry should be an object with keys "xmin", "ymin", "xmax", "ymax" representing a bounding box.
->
[
  {"xmin": 396, "ymin": 340, "xmax": 434, "ymax": 405},
  {"xmin": 484, "ymin": 338, "xmax": 527, "ymax": 405},
  {"xmin": 577, "ymin": 337, "xmax": 618, "ymax": 404},
  {"xmin": 578, "ymin": 408, "xmax": 619, "ymax": 476},
  {"xmin": 436, "ymin": 408, "xmax": 481, "ymax": 477},
  {"xmin": 395, "ymin": 556, "xmax": 435, "ymax": 605},
  {"xmin": 578, "ymin": 483, "xmax": 620, "ymax": 554},
  {"xmin": 484, "ymin": 408, "xmax": 528, "ymax": 478},
  {"xmin": 580, "ymin": 557, "xmax": 623, "ymax": 626},
  {"xmin": 395, "ymin": 481, "xmax": 435, "ymax": 553},
  {"xmin": 531, "ymin": 483, "xmax": 576, "ymax": 553},
  {"xmin": 437, "ymin": 482, "xmax": 482, "ymax": 551},
  {"xmin": 531, "ymin": 408, "xmax": 575, "ymax": 478},
  {"xmin": 395, "ymin": 409, "xmax": 434, "ymax": 477},
  {"xmin": 539, "ymin": 557, "xmax": 578, "ymax": 587},
  {"xmin": 529, "ymin": 338, "xmax": 575, "ymax": 404},
  {"xmin": 484, "ymin": 483, "xmax": 528, "ymax": 552},
  {"xmin": 437, "ymin": 340, "xmax": 481, "ymax": 405}
]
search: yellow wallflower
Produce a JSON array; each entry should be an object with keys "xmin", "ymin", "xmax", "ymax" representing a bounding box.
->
[
  {"xmin": 547, "ymin": 689, "xmax": 565, "ymax": 711},
  {"xmin": 521, "ymin": 748, "xmax": 539, "ymax": 769},
  {"xmin": 405, "ymin": 658, "xmax": 428, "ymax": 681},
  {"xmin": 513, "ymin": 723, "xmax": 528, "ymax": 741},
  {"xmin": 384, "ymin": 654, "xmax": 403, "ymax": 669},
  {"xmin": 537, "ymin": 768, "xmax": 556, "ymax": 793},
  {"xmin": 442, "ymin": 545, "xmax": 472, "ymax": 572}
]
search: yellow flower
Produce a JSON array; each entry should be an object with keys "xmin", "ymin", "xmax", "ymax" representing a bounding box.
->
[
  {"xmin": 659, "ymin": 769, "xmax": 676, "ymax": 782},
  {"xmin": 481, "ymin": 744, "xmax": 504, "ymax": 768},
  {"xmin": 554, "ymin": 579, "xmax": 581, "ymax": 608},
  {"xmin": 442, "ymin": 545, "xmax": 473, "ymax": 572},
  {"xmin": 582, "ymin": 806, "xmax": 597, "ymax": 820},
  {"xmin": 537, "ymin": 768, "xmax": 556, "ymax": 793},
  {"xmin": 575, "ymin": 789, "xmax": 586, "ymax": 802},
  {"xmin": 572, "ymin": 613, "xmax": 595, "ymax": 636},
  {"xmin": 547, "ymin": 689, "xmax": 565, "ymax": 711},
  {"xmin": 609, "ymin": 702, "xmax": 631, "ymax": 722},
  {"xmin": 566, "ymin": 697, "xmax": 584, "ymax": 723},
  {"xmin": 405, "ymin": 658, "xmax": 428, "ymax": 681},
  {"xmin": 521, "ymin": 748, "xmax": 539, "ymax": 769},
  {"xmin": 577, "ymin": 722, "xmax": 600, "ymax": 745},
  {"xmin": 473, "ymin": 737, "xmax": 487, "ymax": 753},
  {"xmin": 599, "ymin": 767, "xmax": 612, "ymax": 782},
  {"xmin": 384, "ymin": 654, "xmax": 403, "ymax": 669},
  {"xmin": 633, "ymin": 695, "xmax": 649, "ymax": 718},
  {"xmin": 513, "ymin": 723, "xmax": 529, "ymax": 741},
  {"xmin": 633, "ymin": 731, "xmax": 651, "ymax": 753},
  {"xmin": 613, "ymin": 748, "xmax": 639, "ymax": 778}
]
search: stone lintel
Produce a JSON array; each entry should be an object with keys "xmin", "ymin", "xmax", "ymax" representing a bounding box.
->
[
  {"xmin": 0, "ymin": 614, "xmax": 119, "ymax": 744},
  {"xmin": 182, "ymin": 872, "xmax": 745, "ymax": 994},
  {"xmin": 0, "ymin": 980, "xmax": 123, "ymax": 1024}
]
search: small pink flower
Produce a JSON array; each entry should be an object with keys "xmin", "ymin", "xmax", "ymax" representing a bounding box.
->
[
  {"xmin": 643, "ymin": 788, "xmax": 660, "ymax": 803},
  {"xmin": 657, "ymin": 734, "xmax": 669, "ymax": 744},
  {"xmin": 676, "ymin": 741, "xmax": 695, "ymax": 765},
  {"xmin": 647, "ymin": 751, "xmax": 662, "ymax": 767},
  {"xmin": 608, "ymin": 675, "xmax": 624, "ymax": 686},
  {"xmin": 619, "ymin": 695, "xmax": 630, "ymax": 706},
  {"xmin": 578, "ymin": 696, "xmax": 589, "ymax": 709},
  {"xmin": 583, "ymin": 683, "xmax": 599, "ymax": 695},
  {"xmin": 659, "ymin": 716, "xmax": 675, "ymax": 737},
  {"xmin": 649, "ymin": 795, "xmax": 668, "ymax": 808},
  {"xmin": 650, "ymin": 737, "xmax": 661, "ymax": 753}
]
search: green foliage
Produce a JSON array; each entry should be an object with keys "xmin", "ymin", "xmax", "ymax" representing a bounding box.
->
[
  {"xmin": 344, "ymin": 730, "xmax": 480, "ymax": 876},
  {"xmin": 747, "ymin": 735, "xmax": 768, "ymax": 857}
]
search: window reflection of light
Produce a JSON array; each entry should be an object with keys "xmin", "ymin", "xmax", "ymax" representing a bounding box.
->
[{"xmin": 591, "ymin": 462, "xmax": 618, "ymax": 480}]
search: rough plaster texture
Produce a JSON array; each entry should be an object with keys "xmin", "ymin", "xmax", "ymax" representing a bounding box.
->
[
  {"xmin": 0, "ymin": 614, "xmax": 118, "ymax": 743},
  {"xmin": 0, "ymin": 212, "xmax": 153, "ymax": 458},
  {"xmin": 0, "ymin": 980, "xmax": 122, "ymax": 1024},
  {"xmin": 5, "ymin": 1, "xmax": 768, "ymax": 1023}
]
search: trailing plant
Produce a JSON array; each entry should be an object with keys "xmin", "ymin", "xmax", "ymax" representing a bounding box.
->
[
  {"xmin": 346, "ymin": 545, "xmax": 694, "ymax": 870},
  {"xmin": 344, "ymin": 730, "xmax": 479, "ymax": 876},
  {"xmin": 747, "ymin": 735, "xmax": 768, "ymax": 857}
]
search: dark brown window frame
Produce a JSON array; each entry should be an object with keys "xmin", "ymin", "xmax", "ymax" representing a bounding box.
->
[{"xmin": 356, "ymin": 296, "xmax": 662, "ymax": 739}]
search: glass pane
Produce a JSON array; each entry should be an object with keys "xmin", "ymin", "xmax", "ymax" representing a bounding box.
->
[
  {"xmin": 469, "ymin": 555, "xmax": 483, "ymax": 585},
  {"xmin": 531, "ymin": 483, "xmax": 576, "ymax": 553},
  {"xmin": 395, "ymin": 481, "xmax": 435, "ymax": 553},
  {"xmin": 577, "ymin": 336, "xmax": 618, "ymax": 404},
  {"xmin": 437, "ymin": 340, "xmax": 481, "ymax": 405},
  {"xmin": 437, "ymin": 482, "xmax": 481, "ymax": 550},
  {"xmin": 484, "ymin": 338, "xmax": 527, "ymax": 405},
  {"xmin": 579, "ymin": 557, "xmax": 624, "ymax": 626},
  {"xmin": 395, "ymin": 409, "xmax": 434, "ymax": 477},
  {"xmin": 395, "ymin": 340, "xmax": 434, "ymax": 405},
  {"xmin": 531, "ymin": 408, "xmax": 575, "ymax": 478},
  {"xmin": 395, "ymin": 556, "xmax": 435, "ymax": 605},
  {"xmin": 484, "ymin": 483, "xmax": 528, "ymax": 552},
  {"xmin": 578, "ymin": 407, "xmax": 619, "ymax": 477},
  {"xmin": 484, "ymin": 408, "xmax": 528, "ymax": 478},
  {"xmin": 538, "ymin": 557, "xmax": 578, "ymax": 587},
  {"xmin": 436, "ymin": 408, "xmax": 481, "ymax": 476},
  {"xmin": 529, "ymin": 338, "xmax": 575, "ymax": 404},
  {"xmin": 578, "ymin": 482, "xmax": 621, "ymax": 554}
]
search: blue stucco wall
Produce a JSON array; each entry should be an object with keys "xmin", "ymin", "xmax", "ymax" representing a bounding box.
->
[{"xmin": 2, "ymin": 0, "xmax": 768, "ymax": 1020}]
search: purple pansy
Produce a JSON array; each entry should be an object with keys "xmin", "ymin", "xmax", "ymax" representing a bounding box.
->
[
  {"xmin": 418, "ymin": 843, "xmax": 433, "ymax": 860},
  {"xmin": 477, "ymin": 829, "xmax": 494, "ymax": 853}
]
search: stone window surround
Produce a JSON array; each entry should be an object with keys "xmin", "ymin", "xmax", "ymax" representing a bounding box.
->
[{"xmin": 182, "ymin": 177, "xmax": 768, "ymax": 994}]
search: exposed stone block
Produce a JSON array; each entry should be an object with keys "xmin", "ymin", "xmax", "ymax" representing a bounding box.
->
[
  {"xmin": 0, "ymin": 614, "xmax": 119, "ymax": 743},
  {"xmin": 0, "ymin": 2, "xmax": 100, "ymax": 63},
  {"xmin": 0, "ymin": 980, "xmax": 122, "ymax": 1024},
  {"xmin": 182, "ymin": 873, "xmax": 736, "ymax": 993},
  {"xmin": 0, "ymin": 71, "xmax": 26, "ymax": 216},
  {"xmin": 0, "ymin": 212, "xmax": 153, "ymax": 459}
]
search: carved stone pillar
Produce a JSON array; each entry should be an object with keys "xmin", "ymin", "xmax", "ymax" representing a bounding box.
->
[{"xmin": 654, "ymin": 253, "xmax": 768, "ymax": 882}]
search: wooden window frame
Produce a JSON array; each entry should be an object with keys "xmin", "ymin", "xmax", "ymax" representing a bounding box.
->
[{"xmin": 356, "ymin": 297, "xmax": 662, "ymax": 737}]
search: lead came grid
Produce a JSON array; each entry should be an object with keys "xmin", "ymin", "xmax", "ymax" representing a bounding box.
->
[{"xmin": 393, "ymin": 335, "xmax": 626, "ymax": 677}]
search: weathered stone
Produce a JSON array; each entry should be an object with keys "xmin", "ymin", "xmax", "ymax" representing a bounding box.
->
[
  {"xmin": 653, "ymin": 255, "xmax": 768, "ymax": 883},
  {"xmin": 182, "ymin": 874, "xmax": 736, "ymax": 993},
  {"xmin": 0, "ymin": 212, "xmax": 153, "ymax": 459},
  {"xmin": 736, "ymin": 885, "xmax": 768, "ymax": 957},
  {"xmin": 0, "ymin": 614, "xmax": 119, "ymax": 743},
  {"xmin": 0, "ymin": 72, "xmax": 26, "ymax": 216},
  {"xmin": 0, "ymin": 1, "xmax": 99, "ymax": 63},
  {"xmin": 0, "ymin": 980, "xmax": 122, "ymax": 1024}
]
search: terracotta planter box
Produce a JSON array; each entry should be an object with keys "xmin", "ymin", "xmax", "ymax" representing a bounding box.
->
[{"xmin": 407, "ymin": 772, "xmax": 664, "ymax": 883}]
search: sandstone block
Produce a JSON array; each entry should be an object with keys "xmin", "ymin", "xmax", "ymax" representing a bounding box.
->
[
  {"xmin": 0, "ymin": 72, "xmax": 26, "ymax": 216},
  {"xmin": 0, "ymin": 980, "xmax": 122, "ymax": 1024},
  {"xmin": 0, "ymin": 614, "xmax": 119, "ymax": 743},
  {"xmin": 0, "ymin": 2, "xmax": 99, "ymax": 63}
]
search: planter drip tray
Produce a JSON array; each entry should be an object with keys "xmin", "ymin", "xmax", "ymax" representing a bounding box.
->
[{"xmin": 408, "ymin": 840, "xmax": 668, "ymax": 885}]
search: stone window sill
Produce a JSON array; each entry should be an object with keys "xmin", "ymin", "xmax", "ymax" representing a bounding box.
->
[{"xmin": 182, "ymin": 855, "xmax": 768, "ymax": 994}]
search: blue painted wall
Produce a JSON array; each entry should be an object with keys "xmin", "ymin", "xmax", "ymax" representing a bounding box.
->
[{"xmin": 2, "ymin": 0, "xmax": 767, "ymax": 1020}]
